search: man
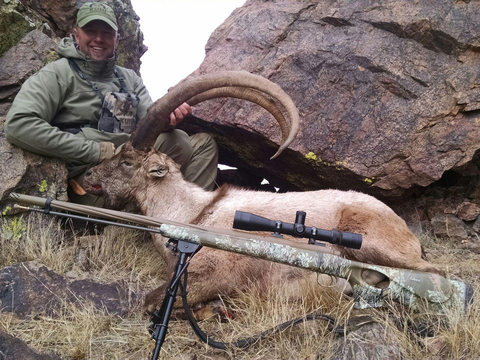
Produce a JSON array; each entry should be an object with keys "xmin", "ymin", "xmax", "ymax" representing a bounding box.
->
[{"xmin": 5, "ymin": 2, "xmax": 218, "ymax": 205}]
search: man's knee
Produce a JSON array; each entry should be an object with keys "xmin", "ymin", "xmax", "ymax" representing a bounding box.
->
[
  {"xmin": 184, "ymin": 133, "xmax": 219, "ymax": 191},
  {"xmin": 190, "ymin": 133, "xmax": 218, "ymax": 160}
]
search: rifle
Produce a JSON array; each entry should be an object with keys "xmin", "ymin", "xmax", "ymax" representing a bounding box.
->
[{"xmin": 10, "ymin": 193, "xmax": 474, "ymax": 358}]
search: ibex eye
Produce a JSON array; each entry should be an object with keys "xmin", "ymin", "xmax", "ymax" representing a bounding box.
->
[{"xmin": 122, "ymin": 161, "xmax": 133, "ymax": 167}]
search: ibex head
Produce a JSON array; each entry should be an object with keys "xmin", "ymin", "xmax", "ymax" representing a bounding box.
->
[
  {"xmin": 85, "ymin": 71, "xmax": 300, "ymax": 206},
  {"xmin": 84, "ymin": 143, "xmax": 183, "ymax": 209}
]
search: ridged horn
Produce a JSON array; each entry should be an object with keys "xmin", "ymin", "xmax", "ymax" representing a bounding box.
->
[
  {"xmin": 130, "ymin": 70, "xmax": 299, "ymax": 159},
  {"xmin": 186, "ymin": 86, "xmax": 290, "ymax": 144}
]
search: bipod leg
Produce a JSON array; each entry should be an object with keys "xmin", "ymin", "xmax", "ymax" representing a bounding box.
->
[{"xmin": 150, "ymin": 240, "xmax": 201, "ymax": 360}]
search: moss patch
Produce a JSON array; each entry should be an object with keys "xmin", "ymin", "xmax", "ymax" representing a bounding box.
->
[
  {"xmin": 44, "ymin": 50, "xmax": 59, "ymax": 65},
  {"xmin": 0, "ymin": 10, "xmax": 34, "ymax": 56},
  {"xmin": 0, "ymin": 10, "xmax": 35, "ymax": 57},
  {"xmin": 305, "ymin": 151, "xmax": 347, "ymax": 170},
  {"xmin": 38, "ymin": 180, "xmax": 48, "ymax": 193}
]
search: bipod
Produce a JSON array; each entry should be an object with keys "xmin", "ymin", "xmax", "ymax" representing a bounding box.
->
[{"xmin": 149, "ymin": 239, "xmax": 201, "ymax": 360}]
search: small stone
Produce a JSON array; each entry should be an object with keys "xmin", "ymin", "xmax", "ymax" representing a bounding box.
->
[
  {"xmin": 459, "ymin": 242, "xmax": 480, "ymax": 254},
  {"xmin": 456, "ymin": 202, "xmax": 480, "ymax": 222},
  {"xmin": 431, "ymin": 214, "xmax": 468, "ymax": 240},
  {"xmin": 74, "ymin": 248, "xmax": 90, "ymax": 271},
  {"xmin": 472, "ymin": 216, "xmax": 480, "ymax": 233}
]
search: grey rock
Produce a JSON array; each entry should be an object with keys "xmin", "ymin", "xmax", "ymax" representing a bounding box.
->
[
  {"xmin": 459, "ymin": 242, "xmax": 480, "ymax": 254},
  {"xmin": 431, "ymin": 213, "xmax": 468, "ymax": 240},
  {"xmin": 0, "ymin": 331, "xmax": 61, "ymax": 360},
  {"xmin": 0, "ymin": 30, "xmax": 58, "ymax": 113},
  {"xmin": 473, "ymin": 215, "xmax": 480, "ymax": 233},
  {"xmin": 0, "ymin": 261, "xmax": 138, "ymax": 317},
  {"xmin": 0, "ymin": 120, "xmax": 68, "ymax": 215},
  {"xmin": 456, "ymin": 201, "xmax": 480, "ymax": 222},
  {"xmin": 109, "ymin": 0, "xmax": 147, "ymax": 74},
  {"xmin": 331, "ymin": 322, "xmax": 401, "ymax": 360},
  {"xmin": 0, "ymin": 0, "xmax": 37, "ymax": 58},
  {"xmin": 423, "ymin": 336, "xmax": 448, "ymax": 356}
]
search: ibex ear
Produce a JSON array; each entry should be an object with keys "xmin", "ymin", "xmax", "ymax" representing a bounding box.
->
[{"xmin": 148, "ymin": 164, "xmax": 169, "ymax": 178}]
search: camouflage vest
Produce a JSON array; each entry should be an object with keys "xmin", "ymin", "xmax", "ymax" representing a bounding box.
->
[
  {"xmin": 100, "ymin": 91, "xmax": 139, "ymax": 134},
  {"xmin": 67, "ymin": 58, "xmax": 139, "ymax": 134}
]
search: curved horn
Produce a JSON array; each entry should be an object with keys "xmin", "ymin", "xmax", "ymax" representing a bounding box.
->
[
  {"xmin": 186, "ymin": 86, "xmax": 290, "ymax": 145},
  {"xmin": 130, "ymin": 71, "xmax": 299, "ymax": 159}
]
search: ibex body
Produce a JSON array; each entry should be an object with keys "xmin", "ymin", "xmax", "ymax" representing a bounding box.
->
[
  {"xmin": 83, "ymin": 70, "xmax": 443, "ymax": 311},
  {"xmin": 84, "ymin": 144, "xmax": 443, "ymax": 310}
]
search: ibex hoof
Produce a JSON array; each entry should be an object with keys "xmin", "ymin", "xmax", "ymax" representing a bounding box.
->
[
  {"xmin": 144, "ymin": 288, "xmax": 166, "ymax": 314},
  {"xmin": 193, "ymin": 304, "xmax": 236, "ymax": 322}
]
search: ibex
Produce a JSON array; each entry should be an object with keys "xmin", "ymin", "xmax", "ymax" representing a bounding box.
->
[{"xmin": 83, "ymin": 71, "xmax": 443, "ymax": 311}]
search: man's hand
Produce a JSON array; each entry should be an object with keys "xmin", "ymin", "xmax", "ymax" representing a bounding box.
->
[
  {"xmin": 98, "ymin": 142, "xmax": 116, "ymax": 163},
  {"xmin": 169, "ymin": 102, "xmax": 192, "ymax": 126}
]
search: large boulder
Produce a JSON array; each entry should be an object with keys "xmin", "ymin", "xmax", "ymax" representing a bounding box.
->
[
  {"xmin": 0, "ymin": 140, "xmax": 68, "ymax": 213},
  {"xmin": 181, "ymin": 0, "xmax": 480, "ymax": 200},
  {"xmin": 0, "ymin": 0, "xmax": 38, "ymax": 58},
  {"xmin": 0, "ymin": 117, "xmax": 68, "ymax": 213}
]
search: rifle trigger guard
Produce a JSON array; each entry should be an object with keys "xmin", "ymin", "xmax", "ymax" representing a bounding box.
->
[{"xmin": 317, "ymin": 273, "xmax": 338, "ymax": 288}]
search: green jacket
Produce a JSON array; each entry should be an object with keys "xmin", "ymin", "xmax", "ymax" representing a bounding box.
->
[{"xmin": 5, "ymin": 36, "xmax": 153, "ymax": 178}]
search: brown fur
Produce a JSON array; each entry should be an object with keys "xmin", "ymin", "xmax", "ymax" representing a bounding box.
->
[
  {"xmin": 189, "ymin": 184, "xmax": 231, "ymax": 225},
  {"xmin": 84, "ymin": 144, "xmax": 444, "ymax": 312}
]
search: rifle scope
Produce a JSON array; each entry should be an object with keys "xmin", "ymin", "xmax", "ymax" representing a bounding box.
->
[{"xmin": 233, "ymin": 210, "xmax": 362, "ymax": 249}]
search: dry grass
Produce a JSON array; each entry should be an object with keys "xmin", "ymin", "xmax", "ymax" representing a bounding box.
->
[{"xmin": 0, "ymin": 212, "xmax": 479, "ymax": 359}]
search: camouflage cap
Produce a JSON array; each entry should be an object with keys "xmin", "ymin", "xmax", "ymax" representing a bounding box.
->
[{"xmin": 77, "ymin": 2, "xmax": 118, "ymax": 31}]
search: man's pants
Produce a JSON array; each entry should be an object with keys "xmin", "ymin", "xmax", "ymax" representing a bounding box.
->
[{"xmin": 68, "ymin": 129, "xmax": 218, "ymax": 206}]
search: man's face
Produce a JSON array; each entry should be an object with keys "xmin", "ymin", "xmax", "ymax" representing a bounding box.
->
[{"xmin": 74, "ymin": 20, "xmax": 119, "ymax": 61}]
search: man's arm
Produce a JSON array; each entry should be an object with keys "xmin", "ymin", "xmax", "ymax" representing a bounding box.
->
[{"xmin": 5, "ymin": 69, "xmax": 104, "ymax": 165}]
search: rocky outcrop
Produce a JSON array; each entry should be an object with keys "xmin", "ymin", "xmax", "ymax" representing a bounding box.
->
[
  {"xmin": 182, "ymin": 0, "xmax": 480, "ymax": 202},
  {"xmin": 0, "ymin": 29, "xmax": 65, "ymax": 214},
  {"xmin": 0, "ymin": 117, "xmax": 68, "ymax": 213}
]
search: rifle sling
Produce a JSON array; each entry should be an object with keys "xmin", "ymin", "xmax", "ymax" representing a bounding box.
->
[{"xmin": 177, "ymin": 267, "xmax": 368, "ymax": 350}]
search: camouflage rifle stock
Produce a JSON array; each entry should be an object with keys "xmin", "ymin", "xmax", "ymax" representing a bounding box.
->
[{"xmin": 11, "ymin": 193, "xmax": 474, "ymax": 314}]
